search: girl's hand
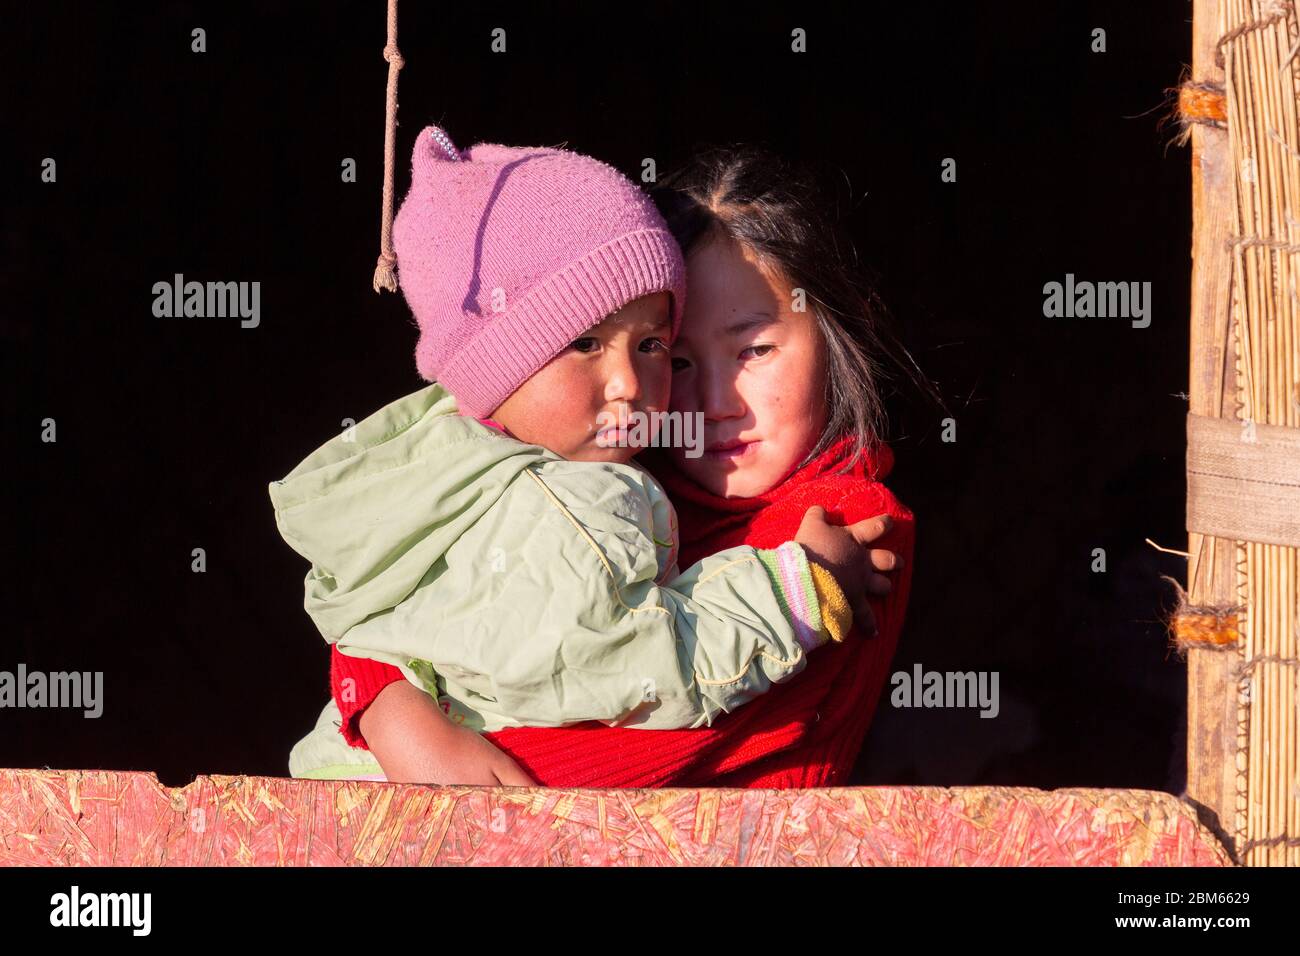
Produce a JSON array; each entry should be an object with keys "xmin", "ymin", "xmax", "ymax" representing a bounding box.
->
[
  {"xmin": 360, "ymin": 680, "xmax": 538, "ymax": 786},
  {"xmin": 794, "ymin": 506, "xmax": 902, "ymax": 634},
  {"xmin": 436, "ymin": 723, "xmax": 538, "ymax": 786}
]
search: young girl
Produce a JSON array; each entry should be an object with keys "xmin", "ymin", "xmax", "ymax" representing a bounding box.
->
[
  {"xmin": 278, "ymin": 127, "xmax": 891, "ymax": 782},
  {"xmin": 321, "ymin": 145, "xmax": 931, "ymax": 789}
]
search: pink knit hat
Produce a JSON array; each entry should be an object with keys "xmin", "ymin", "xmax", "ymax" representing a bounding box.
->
[{"xmin": 392, "ymin": 125, "xmax": 686, "ymax": 418}]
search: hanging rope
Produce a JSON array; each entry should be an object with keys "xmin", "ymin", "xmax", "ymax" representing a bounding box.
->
[{"xmin": 372, "ymin": 0, "xmax": 404, "ymax": 293}]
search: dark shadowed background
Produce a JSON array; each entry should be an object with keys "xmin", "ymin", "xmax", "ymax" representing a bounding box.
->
[{"xmin": 4, "ymin": 1, "xmax": 1194, "ymax": 788}]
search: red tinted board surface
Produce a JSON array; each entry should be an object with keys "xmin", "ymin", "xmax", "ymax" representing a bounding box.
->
[{"xmin": 0, "ymin": 769, "xmax": 1231, "ymax": 866}]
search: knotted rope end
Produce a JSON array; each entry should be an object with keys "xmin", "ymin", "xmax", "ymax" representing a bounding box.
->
[{"xmin": 372, "ymin": 254, "xmax": 399, "ymax": 294}]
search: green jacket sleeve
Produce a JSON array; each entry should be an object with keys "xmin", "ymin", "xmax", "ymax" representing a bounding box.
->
[{"xmin": 334, "ymin": 463, "xmax": 833, "ymax": 730}]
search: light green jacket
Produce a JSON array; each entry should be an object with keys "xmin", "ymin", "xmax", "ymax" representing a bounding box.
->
[{"xmin": 272, "ymin": 384, "xmax": 826, "ymax": 778}]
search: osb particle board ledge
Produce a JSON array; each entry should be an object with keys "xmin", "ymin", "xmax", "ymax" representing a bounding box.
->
[{"xmin": 0, "ymin": 768, "xmax": 1232, "ymax": 866}]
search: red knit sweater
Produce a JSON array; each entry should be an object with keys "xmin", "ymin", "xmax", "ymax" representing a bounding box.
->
[{"xmin": 328, "ymin": 436, "xmax": 914, "ymax": 788}]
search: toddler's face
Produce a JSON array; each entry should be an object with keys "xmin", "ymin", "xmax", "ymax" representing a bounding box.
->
[
  {"xmin": 668, "ymin": 234, "xmax": 828, "ymax": 498},
  {"xmin": 492, "ymin": 293, "xmax": 672, "ymax": 463}
]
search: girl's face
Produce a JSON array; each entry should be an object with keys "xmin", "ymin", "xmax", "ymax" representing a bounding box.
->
[
  {"xmin": 492, "ymin": 292, "xmax": 672, "ymax": 463},
  {"xmin": 668, "ymin": 234, "xmax": 828, "ymax": 498}
]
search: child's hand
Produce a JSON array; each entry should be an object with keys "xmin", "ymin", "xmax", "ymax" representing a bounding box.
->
[{"xmin": 794, "ymin": 506, "xmax": 901, "ymax": 636}]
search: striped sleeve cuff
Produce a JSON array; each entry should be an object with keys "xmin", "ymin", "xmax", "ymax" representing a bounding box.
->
[{"xmin": 755, "ymin": 541, "xmax": 827, "ymax": 651}]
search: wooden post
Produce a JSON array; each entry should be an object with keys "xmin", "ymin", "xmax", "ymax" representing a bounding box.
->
[{"xmin": 1185, "ymin": 0, "xmax": 1242, "ymax": 856}]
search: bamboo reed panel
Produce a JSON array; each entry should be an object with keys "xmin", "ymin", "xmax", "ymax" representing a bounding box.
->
[{"xmin": 1217, "ymin": 0, "xmax": 1300, "ymax": 867}]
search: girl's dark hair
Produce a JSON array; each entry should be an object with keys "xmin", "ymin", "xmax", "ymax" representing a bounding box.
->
[{"xmin": 651, "ymin": 145, "xmax": 946, "ymax": 473}]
